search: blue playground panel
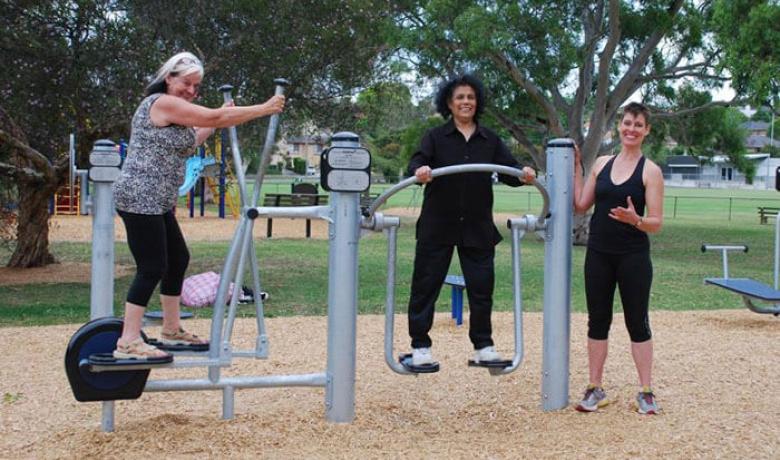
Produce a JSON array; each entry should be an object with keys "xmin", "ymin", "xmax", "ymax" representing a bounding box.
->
[
  {"xmin": 704, "ymin": 278, "xmax": 780, "ymax": 301},
  {"xmin": 444, "ymin": 275, "xmax": 466, "ymax": 326}
]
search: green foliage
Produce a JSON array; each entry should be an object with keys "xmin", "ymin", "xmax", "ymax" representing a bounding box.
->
[
  {"xmin": 388, "ymin": 1, "xmax": 773, "ymax": 174},
  {"xmin": 292, "ymin": 157, "xmax": 306, "ymax": 175},
  {"xmin": 354, "ymin": 82, "xmax": 434, "ymax": 178},
  {"xmin": 713, "ymin": 0, "xmax": 780, "ymax": 104}
]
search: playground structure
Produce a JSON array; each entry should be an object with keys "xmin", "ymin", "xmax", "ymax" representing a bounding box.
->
[
  {"xmin": 64, "ymin": 78, "xmax": 576, "ymax": 431},
  {"xmin": 54, "ymin": 130, "xmax": 238, "ymax": 219},
  {"xmin": 702, "ymin": 212, "xmax": 780, "ymax": 315},
  {"xmin": 181, "ymin": 131, "xmax": 241, "ymax": 219},
  {"xmin": 51, "ymin": 134, "xmax": 105, "ymax": 216}
]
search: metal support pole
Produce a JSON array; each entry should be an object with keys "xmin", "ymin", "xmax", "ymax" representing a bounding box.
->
[
  {"xmin": 325, "ymin": 191, "xmax": 360, "ymax": 422},
  {"xmin": 541, "ymin": 139, "xmax": 574, "ymax": 411},
  {"xmin": 88, "ymin": 139, "xmax": 122, "ymax": 431},
  {"xmin": 223, "ymin": 386, "xmax": 235, "ymax": 420}
]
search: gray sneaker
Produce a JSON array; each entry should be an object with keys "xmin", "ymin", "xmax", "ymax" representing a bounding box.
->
[
  {"xmin": 576, "ymin": 385, "xmax": 608, "ymax": 412},
  {"xmin": 635, "ymin": 388, "xmax": 659, "ymax": 415}
]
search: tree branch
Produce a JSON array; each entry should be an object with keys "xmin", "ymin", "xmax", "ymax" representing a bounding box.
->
[
  {"xmin": 608, "ymin": 0, "xmax": 685, "ymax": 111},
  {"xmin": 487, "ymin": 51, "xmax": 564, "ymax": 137},
  {"xmin": 0, "ymin": 129, "xmax": 55, "ymax": 179},
  {"xmin": 0, "ymin": 161, "xmax": 45, "ymax": 181},
  {"xmin": 650, "ymin": 98, "xmax": 746, "ymax": 119},
  {"xmin": 489, "ymin": 109, "xmax": 542, "ymax": 164}
]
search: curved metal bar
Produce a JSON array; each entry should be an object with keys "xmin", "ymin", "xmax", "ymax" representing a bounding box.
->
[
  {"xmin": 742, "ymin": 297, "xmax": 780, "ymax": 315},
  {"xmin": 365, "ymin": 164, "xmax": 550, "ymax": 226},
  {"xmin": 490, "ymin": 219, "xmax": 528, "ymax": 375},
  {"xmin": 383, "ymin": 222, "xmax": 414, "ymax": 375}
]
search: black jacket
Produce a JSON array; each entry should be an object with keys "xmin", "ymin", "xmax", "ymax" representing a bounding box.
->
[{"xmin": 407, "ymin": 119, "xmax": 526, "ymax": 248}]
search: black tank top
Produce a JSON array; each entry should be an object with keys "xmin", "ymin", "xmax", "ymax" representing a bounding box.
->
[{"xmin": 588, "ymin": 155, "xmax": 649, "ymax": 254}]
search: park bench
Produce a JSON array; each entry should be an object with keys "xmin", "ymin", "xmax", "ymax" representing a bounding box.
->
[
  {"xmin": 757, "ymin": 206, "xmax": 780, "ymax": 224},
  {"xmin": 444, "ymin": 274, "xmax": 466, "ymax": 326},
  {"xmin": 262, "ymin": 192, "xmax": 328, "ymax": 238}
]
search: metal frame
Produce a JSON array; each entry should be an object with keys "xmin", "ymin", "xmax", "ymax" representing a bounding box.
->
[
  {"xmin": 85, "ymin": 98, "xmax": 576, "ymax": 431},
  {"xmin": 702, "ymin": 212, "xmax": 780, "ymax": 315}
]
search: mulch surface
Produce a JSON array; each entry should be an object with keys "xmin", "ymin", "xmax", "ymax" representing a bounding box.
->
[
  {"xmin": 1, "ymin": 311, "xmax": 779, "ymax": 459},
  {"xmin": 1, "ymin": 211, "xmax": 779, "ymax": 458}
]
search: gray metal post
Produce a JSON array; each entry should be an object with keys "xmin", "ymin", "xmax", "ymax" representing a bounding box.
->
[
  {"xmin": 88, "ymin": 139, "xmax": 122, "ymax": 432},
  {"xmin": 324, "ymin": 133, "xmax": 364, "ymax": 423},
  {"xmin": 89, "ymin": 140, "xmax": 121, "ymax": 319},
  {"xmin": 541, "ymin": 139, "xmax": 574, "ymax": 411}
]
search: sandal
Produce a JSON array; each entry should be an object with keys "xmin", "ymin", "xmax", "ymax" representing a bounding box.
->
[
  {"xmin": 160, "ymin": 327, "xmax": 209, "ymax": 346},
  {"xmin": 113, "ymin": 337, "xmax": 171, "ymax": 360}
]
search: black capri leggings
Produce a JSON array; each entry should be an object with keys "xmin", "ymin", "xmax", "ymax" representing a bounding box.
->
[
  {"xmin": 117, "ymin": 209, "xmax": 190, "ymax": 307},
  {"xmin": 584, "ymin": 248, "xmax": 652, "ymax": 343}
]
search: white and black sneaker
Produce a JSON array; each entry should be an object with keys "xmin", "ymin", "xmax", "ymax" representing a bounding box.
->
[{"xmin": 411, "ymin": 347, "xmax": 434, "ymax": 366}]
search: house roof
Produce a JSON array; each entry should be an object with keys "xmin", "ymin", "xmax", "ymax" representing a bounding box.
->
[
  {"xmin": 746, "ymin": 134, "xmax": 780, "ymax": 149},
  {"xmin": 710, "ymin": 153, "xmax": 770, "ymax": 163},
  {"xmin": 742, "ymin": 121, "xmax": 770, "ymax": 131},
  {"xmin": 287, "ymin": 135, "xmax": 327, "ymax": 144},
  {"xmin": 664, "ymin": 155, "xmax": 700, "ymax": 168}
]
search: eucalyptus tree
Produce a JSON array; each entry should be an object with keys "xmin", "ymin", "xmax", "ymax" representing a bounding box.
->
[
  {"xmin": 0, "ymin": 0, "xmax": 391, "ymax": 267},
  {"xmin": 390, "ymin": 0, "xmax": 768, "ymax": 173}
]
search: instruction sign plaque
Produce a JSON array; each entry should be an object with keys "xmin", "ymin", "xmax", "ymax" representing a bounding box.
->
[{"xmin": 321, "ymin": 146, "xmax": 371, "ymax": 192}]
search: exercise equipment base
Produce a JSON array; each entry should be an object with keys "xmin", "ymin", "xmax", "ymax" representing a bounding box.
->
[{"xmin": 65, "ymin": 317, "xmax": 152, "ymax": 402}]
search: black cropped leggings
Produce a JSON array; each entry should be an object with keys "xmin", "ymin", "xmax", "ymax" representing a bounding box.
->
[
  {"xmin": 117, "ymin": 209, "xmax": 190, "ymax": 307},
  {"xmin": 584, "ymin": 248, "xmax": 652, "ymax": 343}
]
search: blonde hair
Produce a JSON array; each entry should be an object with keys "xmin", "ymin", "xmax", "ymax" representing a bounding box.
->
[{"xmin": 145, "ymin": 52, "xmax": 204, "ymax": 96}]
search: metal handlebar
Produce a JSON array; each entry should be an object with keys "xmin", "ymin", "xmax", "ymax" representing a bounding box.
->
[
  {"xmin": 364, "ymin": 164, "xmax": 550, "ymax": 227},
  {"xmin": 253, "ymin": 79, "xmax": 289, "ymax": 207}
]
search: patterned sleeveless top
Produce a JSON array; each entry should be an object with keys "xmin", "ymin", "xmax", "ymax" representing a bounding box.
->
[
  {"xmin": 113, "ymin": 93, "xmax": 196, "ymax": 214},
  {"xmin": 588, "ymin": 155, "xmax": 649, "ymax": 254}
]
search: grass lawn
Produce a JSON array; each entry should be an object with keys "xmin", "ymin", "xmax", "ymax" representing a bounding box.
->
[{"xmin": 2, "ymin": 184, "xmax": 780, "ymax": 326}]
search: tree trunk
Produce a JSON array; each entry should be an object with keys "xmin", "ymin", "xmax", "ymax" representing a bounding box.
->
[
  {"xmin": 573, "ymin": 212, "xmax": 591, "ymax": 246},
  {"xmin": 7, "ymin": 178, "xmax": 58, "ymax": 267}
]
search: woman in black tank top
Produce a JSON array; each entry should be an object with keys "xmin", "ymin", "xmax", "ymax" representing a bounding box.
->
[{"xmin": 572, "ymin": 102, "xmax": 666, "ymax": 415}]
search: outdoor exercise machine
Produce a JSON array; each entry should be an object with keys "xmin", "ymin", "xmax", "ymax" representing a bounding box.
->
[
  {"xmin": 702, "ymin": 214, "xmax": 780, "ymax": 316},
  {"xmin": 701, "ymin": 167, "xmax": 780, "ymax": 316},
  {"xmin": 64, "ymin": 79, "xmax": 289, "ymax": 432},
  {"xmin": 363, "ymin": 141, "xmax": 573, "ymax": 403},
  {"xmin": 65, "ymin": 77, "xmax": 576, "ymax": 431}
]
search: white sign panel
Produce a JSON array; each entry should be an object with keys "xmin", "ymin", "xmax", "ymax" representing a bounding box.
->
[
  {"xmin": 326, "ymin": 170, "xmax": 370, "ymax": 192},
  {"xmin": 89, "ymin": 166, "xmax": 121, "ymax": 182},
  {"xmin": 89, "ymin": 151, "xmax": 122, "ymax": 167},
  {"xmin": 327, "ymin": 147, "xmax": 371, "ymax": 170}
]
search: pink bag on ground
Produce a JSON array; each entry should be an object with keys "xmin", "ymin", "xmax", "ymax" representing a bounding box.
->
[{"xmin": 180, "ymin": 271, "xmax": 234, "ymax": 308}]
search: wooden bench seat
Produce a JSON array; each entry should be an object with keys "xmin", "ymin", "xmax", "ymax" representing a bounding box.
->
[
  {"xmin": 262, "ymin": 193, "xmax": 328, "ymax": 238},
  {"xmin": 758, "ymin": 206, "xmax": 780, "ymax": 224}
]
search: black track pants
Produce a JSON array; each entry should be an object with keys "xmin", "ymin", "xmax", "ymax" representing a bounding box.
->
[{"xmin": 408, "ymin": 241, "xmax": 496, "ymax": 350}]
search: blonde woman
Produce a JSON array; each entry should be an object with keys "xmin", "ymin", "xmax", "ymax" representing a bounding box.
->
[{"xmin": 112, "ymin": 52, "xmax": 285, "ymax": 360}]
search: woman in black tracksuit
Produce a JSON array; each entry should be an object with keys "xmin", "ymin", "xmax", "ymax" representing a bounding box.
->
[{"xmin": 572, "ymin": 102, "xmax": 665, "ymax": 415}]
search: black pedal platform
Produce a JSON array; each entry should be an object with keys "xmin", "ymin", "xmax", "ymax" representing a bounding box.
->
[
  {"xmin": 468, "ymin": 359, "xmax": 512, "ymax": 369},
  {"xmin": 84, "ymin": 352, "xmax": 173, "ymax": 369},
  {"xmin": 399, "ymin": 353, "xmax": 440, "ymax": 373},
  {"xmin": 146, "ymin": 338, "xmax": 210, "ymax": 352}
]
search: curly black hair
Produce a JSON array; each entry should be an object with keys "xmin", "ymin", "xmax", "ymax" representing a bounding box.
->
[{"xmin": 434, "ymin": 74, "xmax": 485, "ymax": 122}]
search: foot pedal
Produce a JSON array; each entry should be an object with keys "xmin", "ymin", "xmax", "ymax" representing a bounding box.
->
[
  {"xmin": 468, "ymin": 359, "xmax": 512, "ymax": 369},
  {"xmin": 146, "ymin": 338, "xmax": 210, "ymax": 352},
  {"xmin": 399, "ymin": 353, "xmax": 440, "ymax": 373},
  {"xmin": 83, "ymin": 352, "xmax": 173, "ymax": 372}
]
